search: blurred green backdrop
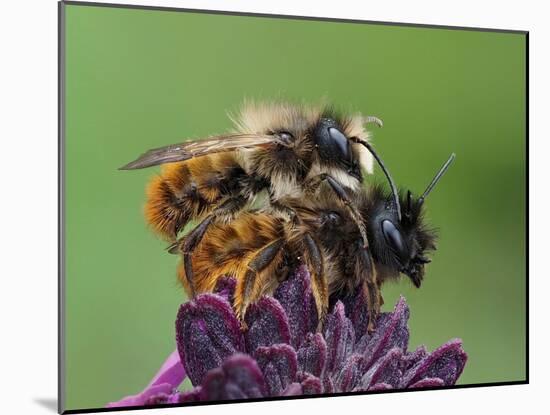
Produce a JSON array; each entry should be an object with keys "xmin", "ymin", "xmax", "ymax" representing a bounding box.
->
[{"xmin": 63, "ymin": 3, "xmax": 526, "ymax": 411}]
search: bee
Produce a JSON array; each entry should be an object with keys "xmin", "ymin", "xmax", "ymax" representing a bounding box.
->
[
  {"xmin": 169, "ymin": 148, "xmax": 455, "ymax": 331},
  {"xmin": 120, "ymin": 102, "xmax": 384, "ymax": 296}
]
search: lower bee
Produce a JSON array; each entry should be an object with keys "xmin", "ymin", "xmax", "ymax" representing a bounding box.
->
[{"xmin": 170, "ymin": 147, "xmax": 455, "ymax": 330}]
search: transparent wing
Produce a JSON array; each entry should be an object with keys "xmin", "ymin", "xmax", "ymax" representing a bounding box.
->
[{"xmin": 119, "ymin": 133, "xmax": 280, "ymax": 170}]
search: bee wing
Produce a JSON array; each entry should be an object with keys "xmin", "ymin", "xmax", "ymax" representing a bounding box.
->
[{"xmin": 119, "ymin": 133, "xmax": 280, "ymax": 170}]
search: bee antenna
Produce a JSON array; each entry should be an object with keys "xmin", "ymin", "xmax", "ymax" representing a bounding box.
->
[
  {"xmin": 360, "ymin": 141, "xmax": 401, "ymax": 221},
  {"xmin": 364, "ymin": 115, "xmax": 383, "ymax": 128},
  {"xmin": 418, "ymin": 153, "xmax": 456, "ymax": 206}
]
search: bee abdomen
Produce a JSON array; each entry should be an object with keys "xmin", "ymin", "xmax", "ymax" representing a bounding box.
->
[
  {"xmin": 178, "ymin": 213, "xmax": 285, "ymax": 296},
  {"xmin": 144, "ymin": 153, "xmax": 246, "ymax": 240},
  {"xmin": 145, "ymin": 175, "xmax": 193, "ymax": 240}
]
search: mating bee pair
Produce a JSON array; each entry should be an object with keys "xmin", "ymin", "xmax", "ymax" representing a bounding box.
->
[{"xmin": 121, "ymin": 102, "xmax": 454, "ymax": 331}]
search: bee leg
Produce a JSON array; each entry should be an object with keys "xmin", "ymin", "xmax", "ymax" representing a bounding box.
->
[
  {"xmin": 358, "ymin": 242, "xmax": 380, "ymax": 332},
  {"xmin": 269, "ymin": 199, "xmax": 300, "ymax": 223},
  {"xmin": 272, "ymin": 203, "xmax": 327, "ymax": 322},
  {"xmin": 236, "ymin": 239, "xmax": 285, "ymax": 320},
  {"xmin": 179, "ymin": 196, "xmax": 248, "ymax": 295},
  {"xmin": 365, "ymin": 280, "xmax": 381, "ymax": 333},
  {"xmin": 302, "ymin": 233, "xmax": 328, "ymax": 324},
  {"xmin": 378, "ymin": 290, "xmax": 385, "ymax": 307},
  {"xmin": 182, "ymin": 215, "xmax": 215, "ymax": 297},
  {"xmin": 273, "ymin": 204, "xmax": 328, "ymax": 322},
  {"xmin": 166, "ymin": 240, "xmax": 180, "ymax": 255}
]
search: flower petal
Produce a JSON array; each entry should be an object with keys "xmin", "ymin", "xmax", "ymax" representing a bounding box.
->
[
  {"xmin": 297, "ymin": 372, "xmax": 323, "ymax": 395},
  {"xmin": 146, "ymin": 349, "xmax": 186, "ymax": 389},
  {"xmin": 282, "ymin": 382, "xmax": 303, "ymax": 396},
  {"xmin": 402, "ymin": 345, "xmax": 428, "ymax": 372},
  {"xmin": 106, "ymin": 349, "xmax": 186, "ymax": 408},
  {"xmin": 360, "ymin": 296, "xmax": 409, "ymax": 370},
  {"xmin": 255, "ymin": 344, "xmax": 298, "ymax": 396},
  {"xmin": 244, "ymin": 296, "xmax": 291, "ymax": 353},
  {"xmin": 361, "ymin": 348, "xmax": 403, "ymax": 389},
  {"xmin": 324, "ymin": 301, "xmax": 355, "ymax": 375},
  {"xmin": 409, "ymin": 377, "xmax": 445, "ymax": 389},
  {"xmin": 274, "ymin": 265, "xmax": 318, "ymax": 348},
  {"xmin": 368, "ymin": 383, "xmax": 393, "ymax": 391},
  {"xmin": 201, "ymin": 354, "xmax": 267, "ymax": 400},
  {"xmin": 297, "ymin": 332, "xmax": 327, "ymax": 377},
  {"xmin": 340, "ymin": 285, "xmax": 371, "ymax": 338},
  {"xmin": 213, "ymin": 275, "xmax": 237, "ymax": 302},
  {"xmin": 176, "ymin": 293, "xmax": 245, "ymax": 386},
  {"xmin": 144, "ymin": 391, "xmax": 181, "ymax": 405},
  {"xmin": 335, "ymin": 354, "xmax": 364, "ymax": 392},
  {"xmin": 401, "ymin": 339, "xmax": 467, "ymax": 387},
  {"xmin": 323, "ymin": 375, "xmax": 335, "ymax": 393},
  {"xmin": 106, "ymin": 383, "xmax": 173, "ymax": 408},
  {"xmin": 179, "ymin": 387, "xmax": 203, "ymax": 403}
]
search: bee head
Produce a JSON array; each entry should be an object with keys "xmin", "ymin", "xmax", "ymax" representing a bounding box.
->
[
  {"xmin": 234, "ymin": 103, "xmax": 382, "ymax": 185},
  {"xmin": 363, "ymin": 151, "xmax": 455, "ymax": 287},
  {"xmin": 311, "ymin": 109, "xmax": 382, "ymax": 182},
  {"xmin": 313, "ymin": 117, "xmax": 359, "ymax": 178}
]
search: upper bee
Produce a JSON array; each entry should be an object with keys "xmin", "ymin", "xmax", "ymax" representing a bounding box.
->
[
  {"xmin": 120, "ymin": 102, "xmax": 383, "ymax": 241},
  {"xmin": 229, "ymin": 102, "xmax": 380, "ymax": 188}
]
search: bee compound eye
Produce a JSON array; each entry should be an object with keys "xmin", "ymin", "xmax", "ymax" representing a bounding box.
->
[
  {"xmin": 327, "ymin": 127, "xmax": 350, "ymax": 160},
  {"xmin": 381, "ymin": 219, "xmax": 408, "ymax": 263},
  {"xmin": 314, "ymin": 120, "xmax": 351, "ymax": 162}
]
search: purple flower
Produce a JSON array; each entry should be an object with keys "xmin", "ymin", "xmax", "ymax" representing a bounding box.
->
[
  {"xmin": 106, "ymin": 349, "xmax": 185, "ymax": 408},
  {"xmin": 108, "ymin": 266, "xmax": 467, "ymax": 407}
]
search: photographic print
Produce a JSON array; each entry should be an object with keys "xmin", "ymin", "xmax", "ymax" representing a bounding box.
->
[{"xmin": 59, "ymin": 1, "xmax": 527, "ymax": 412}]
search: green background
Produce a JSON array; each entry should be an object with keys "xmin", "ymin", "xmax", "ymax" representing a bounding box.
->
[{"xmin": 63, "ymin": 3, "xmax": 526, "ymax": 411}]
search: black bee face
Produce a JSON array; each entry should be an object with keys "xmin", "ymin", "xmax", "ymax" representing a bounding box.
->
[
  {"xmin": 313, "ymin": 118, "xmax": 361, "ymax": 180},
  {"xmin": 366, "ymin": 190, "xmax": 437, "ymax": 288},
  {"xmin": 359, "ymin": 152, "xmax": 452, "ymax": 288}
]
